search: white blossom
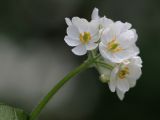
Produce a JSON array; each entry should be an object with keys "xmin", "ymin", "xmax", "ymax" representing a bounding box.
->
[
  {"xmin": 99, "ymin": 21, "xmax": 139, "ymax": 63},
  {"xmin": 64, "ymin": 8, "xmax": 143, "ymax": 100},
  {"xmin": 64, "ymin": 17, "xmax": 100, "ymax": 56},
  {"xmin": 108, "ymin": 56, "xmax": 142, "ymax": 100}
]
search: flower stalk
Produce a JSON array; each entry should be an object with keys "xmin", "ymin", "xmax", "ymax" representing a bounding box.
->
[{"xmin": 29, "ymin": 56, "xmax": 99, "ymax": 120}]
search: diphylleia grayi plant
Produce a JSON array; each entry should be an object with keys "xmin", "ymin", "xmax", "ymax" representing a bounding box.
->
[{"xmin": 0, "ymin": 8, "xmax": 142, "ymax": 120}]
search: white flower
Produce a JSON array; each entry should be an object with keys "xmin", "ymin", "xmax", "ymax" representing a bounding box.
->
[
  {"xmin": 99, "ymin": 21, "xmax": 139, "ymax": 63},
  {"xmin": 108, "ymin": 56, "xmax": 142, "ymax": 100},
  {"xmin": 64, "ymin": 17, "xmax": 100, "ymax": 56}
]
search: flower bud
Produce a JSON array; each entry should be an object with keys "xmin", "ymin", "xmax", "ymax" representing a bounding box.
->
[{"xmin": 100, "ymin": 74, "xmax": 109, "ymax": 83}]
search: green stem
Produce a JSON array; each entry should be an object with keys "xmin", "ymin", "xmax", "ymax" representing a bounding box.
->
[
  {"xmin": 95, "ymin": 61, "xmax": 113, "ymax": 70},
  {"xmin": 29, "ymin": 58, "xmax": 95, "ymax": 120}
]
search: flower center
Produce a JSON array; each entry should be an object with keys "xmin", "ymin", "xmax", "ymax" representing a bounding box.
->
[
  {"xmin": 79, "ymin": 32, "xmax": 91, "ymax": 44},
  {"xmin": 107, "ymin": 37, "xmax": 123, "ymax": 53},
  {"xmin": 118, "ymin": 67, "xmax": 129, "ymax": 79}
]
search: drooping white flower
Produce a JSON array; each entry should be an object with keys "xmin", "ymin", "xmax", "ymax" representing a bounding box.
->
[
  {"xmin": 108, "ymin": 56, "xmax": 142, "ymax": 100},
  {"xmin": 64, "ymin": 17, "xmax": 100, "ymax": 56},
  {"xmin": 99, "ymin": 21, "xmax": 139, "ymax": 63}
]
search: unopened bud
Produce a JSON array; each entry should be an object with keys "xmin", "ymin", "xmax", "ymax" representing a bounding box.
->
[{"xmin": 100, "ymin": 74, "xmax": 109, "ymax": 83}]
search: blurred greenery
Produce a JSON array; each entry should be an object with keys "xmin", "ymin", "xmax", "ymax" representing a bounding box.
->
[
  {"xmin": 0, "ymin": 103, "xmax": 28, "ymax": 120},
  {"xmin": 0, "ymin": 0, "xmax": 160, "ymax": 120}
]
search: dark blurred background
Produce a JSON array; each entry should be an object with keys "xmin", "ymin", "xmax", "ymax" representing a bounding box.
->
[{"xmin": 0, "ymin": 0, "xmax": 159, "ymax": 120}]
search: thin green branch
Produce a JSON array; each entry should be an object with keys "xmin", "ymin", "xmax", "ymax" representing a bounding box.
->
[
  {"xmin": 29, "ymin": 58, "xmax": 95, "ymax": 120},
  {"xmin": 95, "ymin": 61, "xmax": 114, "ymax": 70}
]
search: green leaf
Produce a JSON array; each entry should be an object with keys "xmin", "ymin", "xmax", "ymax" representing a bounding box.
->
[{"xmin": 0, "ymin": 103, "xmax": 28, "ymax": 120}]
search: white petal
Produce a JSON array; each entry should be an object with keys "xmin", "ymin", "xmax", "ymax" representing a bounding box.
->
[
  {"xmin": 127, "ymin": 77, "xmax": 137, "ymax": 88},
  {"xmin": 89, "ymin": 20, "xmax": 99, "ymax": 36},
  {"xmin": 131, "ymin": 29, "xmax": 138, "ymax": 42},
  {"xmin": 67, "ymin": 25, "xmax": 79, "ymax": 38},
  {"xmin": 91, "ymin": 8, "xmax": 99, "ymax": 20},
  {"xmin": 112, "ymin": 21, "xmax": 131, "ymax": 36},
  {"xmin": 86, "ymin": 42, "xmax": 98, "ymax": 50},
  {"xmin": 130, "ymin": 56, "xmax": 142, "ymax": 67},
  {"xmin": 64, "ymin": 36, "xmax": 80, "ymax": 46},
  {"xmin": 116, "ymin": 88, "xmax": 125, "ymax": 100},
  {"xmin": 127, "ymin": 64, "xmax": 142, "ymax": 81},
  {"xmin": 99, "ymin": 42, "xmax": 109, "ymax": 57},
  {"xmin": 109, "ymin": 81, "xmax": 116, "ymax": 92},
  {"xmin": 123, "ymin": 22, "xmax": 132, "ymax": 31},
  {"xmin": 101, "ymin": 28, "xmax": 114, "ymax": 44},
  {"xmin": 72, "ymin": 17, "xmax": 89, "ymax": 32},
  {"xmin": 118, "ymin": 30, "xmax": 137, "ymax": 48},
  {"xmin": 113, "ymin": 45, "xmax": 139, "ymax": 63},
  {"xmin": 99, "ymin": 42, "xmax": 114, "ymax": 62},
  {"xmin": 117, "ymin": 79, "xmax": 129, "ymax": 92},
  {"xmin": 99, "ymin": 17, "xmax": 113, "ymax": 29},
  {"xmin": 127, "ymin": 45, "xmax": 140, "ymax": 57},
  {"xmin": 65, "ymin": 18, "xmax": 72, "ymax": 26},
  {"xmin": 127, "ymin": 68, "xmax": 141, "ymax": 88},
  {"xmin": 112, "ymin": 21, "xmax": 124, "ymax": 35},
  {"xmin": 72, "ymin": 44, "xmax": 87, "ymax": 56},
  {"xmin": 72, "ymin": 17, "xmax": 88, "ymax": 26},
  {"xmin": 109, "ymin": 67, "xmax": 119, "ymax": 92},
  {"xmin": 126, "ymin": 57, "xmax": 142, "ymax": 87}
]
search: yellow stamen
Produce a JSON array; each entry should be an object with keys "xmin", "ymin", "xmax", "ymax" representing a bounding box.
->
[
  {"xmin": 107, "ymin": 37, "xmax": 123, "ymax": 53},
  {"xmin": 118, "ymin": 67, "xmax": 129, "ymax": 79},
  {"xmin": 79, "ymin": 32, "xmax": 91, "ymax": 44}
]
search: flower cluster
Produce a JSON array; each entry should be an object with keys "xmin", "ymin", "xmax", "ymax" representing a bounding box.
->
[{"xmin": 64, "ymin": 8, "xmax": 142, "ymax": 100}]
